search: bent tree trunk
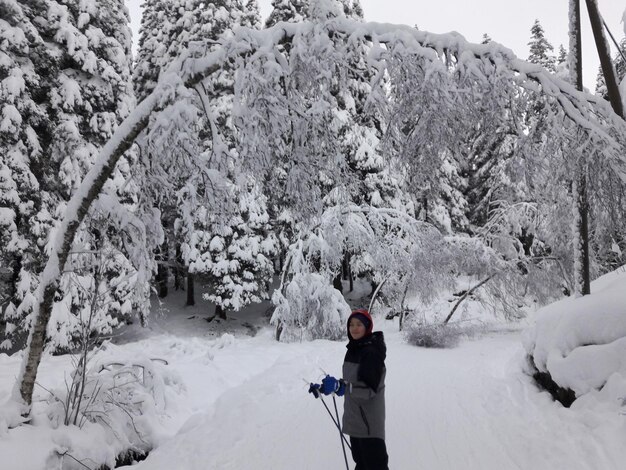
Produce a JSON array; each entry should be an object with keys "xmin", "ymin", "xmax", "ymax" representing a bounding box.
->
[
  {"xmin": 443, "ymin": 275, "xmax": 493, "ymax": 325},
  {"xmin": 13, "ymin": 43, "xmax": 232, "ymax": 410},
  {"xmin": 14, "ymin": 112, "xmax": 151, "ymax": 409}
]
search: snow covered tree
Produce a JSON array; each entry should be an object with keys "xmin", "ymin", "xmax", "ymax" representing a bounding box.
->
[
  {"xmin": 590, "ymin": 38, "xmax": 626, "ymax": 272},
  {"xmin": 11, "ymin": 12, "xmax": 626, "ymax": 410},
  {"xmin": 337, "ymin": 0, "xmax": 363, "ymax": 19},
  {"xmin": 381, "ymin": 44, "xmax": 473, "ymax": 235},
  {"xmin": 1, "ymin": 0, "xmax": 157, "ymax": 352},
  {"xmin": 174, "ymin": 0, "xmax": 265, "ymax": 308},
  {"xmin": 0, "ymin": 0, "xmax": 46, "ymax": 337},
  {"xmin": 265, "ymin": 0, "xmax": 308, "ymax": 27},
  {"xmin": 528, "ymin": 19, "xmax": 556, "ymax": 72},
  {"xmin": 182, "ymin": 178, "xmax": 275, "ymax": 318},
  {"xmin": 271, "ymin": 204, "xmax": 440, "ymax": 339},
  {"xmin": 555, "ymin": 44, "xmax": 570, "ymax": 81},
  {"xmin": 266, "ymin": 0, "xmax": 362, "ymax": 28},
  {"xmin": 133, "ymin": 0, "xmax": 178, "ymax": 102},
  {"xmin": 271, "ymin": 272, "xmax": 350, "ymax": 341},
  {"xmin": 262, "ymin": 0, "xmax": 414, "ymax": 291},
  {"xmin": 134, "ymin": 0, "xmax": 265, "ymax": 306},
  {"xmin": 557, "ymin": 44, "xmax": 568, "ymax": 64},
  {"xmin": 134, "ymin": 0, "xmax": 198, "ymax": 301},
  {"xmin": 261, "ymin": 0, "xmax": 374, "ymax": 271}
]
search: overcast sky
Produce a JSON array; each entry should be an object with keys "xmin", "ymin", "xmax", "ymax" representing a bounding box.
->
[{"xmin": 126, "ymin": 0, "xmax": 625, "ymax": 90}]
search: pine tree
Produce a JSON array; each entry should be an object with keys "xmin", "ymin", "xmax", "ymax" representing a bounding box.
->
[
  {"xmin": 338, "ymin": 0, "xmax": 363, "ymax": 19},
  {"xmin": 1, "ymin": 0, "xmax": 153, "ymax": 351},
  {"xmin": 135, "ymin": 0, "xmax": 270, "ymax": 312},
  {"xmin": 528, "ymin": 19, "xmax": 556, "ymax": 72},
  {"xmin": 265, "ymin": 0, "xmax": 308, "ymax": 27},
  {"xmin": 557, "ymin": 44, "xmax": 568, "ymax": 64},
  {"xmin": 192, "ymin": 180, "xmax": 276, "ymax": 317},
  {"xmin": 0, "ymin": 0, "xmax": 46, "ymax": 344},
  {"xmin": 133, "ymin": 0, "xmax": 265, "ymax": 306},
  {"xmin": 261, "ymin": 0, "xmax": 310, "ymax": 268},
  {"xmin": 481, "ymin": 33, "xmax": 492, "ymax": 44},
  {"xmin": 133, "ymin": 0, "xmax": 178, "ymax": 101}
]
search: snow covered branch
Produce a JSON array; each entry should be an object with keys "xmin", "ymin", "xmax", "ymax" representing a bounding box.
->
[{"xmin": 14, "ymin": 13, "xmax": 626, "ymax": 410}]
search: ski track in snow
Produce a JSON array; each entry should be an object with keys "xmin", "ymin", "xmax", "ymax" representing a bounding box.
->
[{"xmin": 119, "ymin": 326, "xmax": 624, "ymax": 470}]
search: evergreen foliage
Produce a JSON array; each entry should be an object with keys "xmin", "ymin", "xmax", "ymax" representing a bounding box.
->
[
  {"xmin": 528, "ymin": 19, "xmax": 556, "ymax": 72},
  {"xmin": 265, "ymin": 0, "xmax": 309, "ymax": 28},
  {"xmin": 4, "ymin": 7, "xmax": 626, "ymax": 356},
  {"xmin": 1, "ymin": 0, "xmax": 155, "ymax": 351},
  {"xmin": 132, "ymin": 0, "xmax": 177, "ymax": 102},
  {"xmin": 0, "ymin": 0, "xmax": 45, "ymax": 334},
  {"xmin": 557, "ymin": 44, "xmax": 568, "ymax": 64},
  {"xmin": 134, "ymin": 0, "xmax": 272, "ymax": 314},
  {"xmin": 184, "ymin": 179, "xmax": 276, "ymax": 315}
]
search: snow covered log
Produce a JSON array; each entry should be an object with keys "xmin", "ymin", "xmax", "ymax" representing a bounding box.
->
[{"xmin": 523, "ymin": 267, "xmax": 626, "ymax": 407}]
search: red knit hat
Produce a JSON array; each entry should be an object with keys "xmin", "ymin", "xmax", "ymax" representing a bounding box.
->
[{"xmin": 347, "ymin": 308, "xmax": 373, "ymax": 339}]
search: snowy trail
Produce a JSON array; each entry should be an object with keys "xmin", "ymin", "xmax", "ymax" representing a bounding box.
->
[{"xmin": 124, "ymin": 326, "xmax": 626, "ymax": 470}]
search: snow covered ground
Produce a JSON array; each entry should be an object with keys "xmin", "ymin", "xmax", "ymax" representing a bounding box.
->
[
  {"xmin": 2, "ymin": 285, "xmax": 626, "ymax": 470},
  {"xmin": 119, "ymin": 327, "xmax": 626, "ymax": 470}
]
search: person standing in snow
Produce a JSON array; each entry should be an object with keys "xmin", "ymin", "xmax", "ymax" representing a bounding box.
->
[{"xmin": 310, "ymin": 308, "xmax": 389, "ymax": 470}]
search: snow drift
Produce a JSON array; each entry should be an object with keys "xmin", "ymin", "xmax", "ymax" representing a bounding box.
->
[{"xmin": 523, "ymin": 266, "xmax": 626, "ymax": 404}]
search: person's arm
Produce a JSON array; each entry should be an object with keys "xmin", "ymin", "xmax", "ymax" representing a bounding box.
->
[
  {"xmin": 348, "ymin": 349, "xmax": 384, "ymax": 401},
  {"xmin": 358, "ymin": 348, "xmax": 384, "ymax": 391}
]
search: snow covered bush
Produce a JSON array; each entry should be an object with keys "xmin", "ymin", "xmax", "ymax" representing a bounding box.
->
[
  {"xmin": 404, "ymin": 321, "xmax": 481, "ymax": 349},
  {"xmin": 271, "ymin": 273, "xmax": 351, "ymax": 342},
  {"xmin": 43, "ymin": 344, "xmax": 183, "ymax": 469},
  {"xmin": 523, "ymin": 266, "xmax": 626, "ymax": 407}
]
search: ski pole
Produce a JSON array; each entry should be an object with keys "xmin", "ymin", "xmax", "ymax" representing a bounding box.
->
[
  {"xmin": 333, "ymin": 394, "xmax": 350, "ymax": 470},
  {"xmin": 305, "ymin": 379, "xmax": 352, "ymax": 451},
  {"xmin": 318, "ymin": 395, "xmax": 352, "ymax": 450}
]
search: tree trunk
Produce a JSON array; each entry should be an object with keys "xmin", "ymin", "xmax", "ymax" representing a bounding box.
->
[
  {"xmin": 569, "ymin": 0, "xmax": 583, "ymax": 91},
  {"xmin": 186, "ymin": 271, "xmax": 195, "ymax": 306},
  {"xmin": 333, "ymin": 273, "xmax": 343, "ymax": 293},
  {"xmin": 444, "ymin": 275, "xmax": 494, "ymax": 324},
  {"xmin": 569, "ymin": 0, "xmax": 591, "ymax": 296},
  {"xmin": 573, "ymin": 172, "xmax": 591, "ymax": 296},
  {"xmin": 174, "ymin": 244, "xmax": 184, "ymax": 290},
  {"xmin": 585, "ymin": 0, "xmax": 624, "ymax": 119},
  {"xmin": 9, "ymin": 254, "xmax": 21, "ymax": 306},
  {"xmin": 215, "ymin": 303, "xmax": 227, "ymax": 320},
  {"xmin": 156, "ymin": 242, "xmax": 169, "ymax": 298},
  {"xmin": 348, "ymin": 256, "xmax": 353, "ymax": 293},
  {"xmin": 14, "ymin": 106, "xmax": 153, "ymax": 409},
  {"xmin": 277, "ymin": 251, "xmax": 284, "ymax": 275}
]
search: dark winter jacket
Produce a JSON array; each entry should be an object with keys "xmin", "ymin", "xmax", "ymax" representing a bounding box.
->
[{"xmin": 342, "ymin": 331, "xmax": 387, "ymax": 439}]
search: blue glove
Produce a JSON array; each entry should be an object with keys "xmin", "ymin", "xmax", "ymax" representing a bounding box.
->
[
  {"xmin": 321, "ymin": 375, "xmax": 346, "ymax": 396},
  {"xmin": 308, "ymin": 383, "xmax": 321, "ymax": 398}
]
